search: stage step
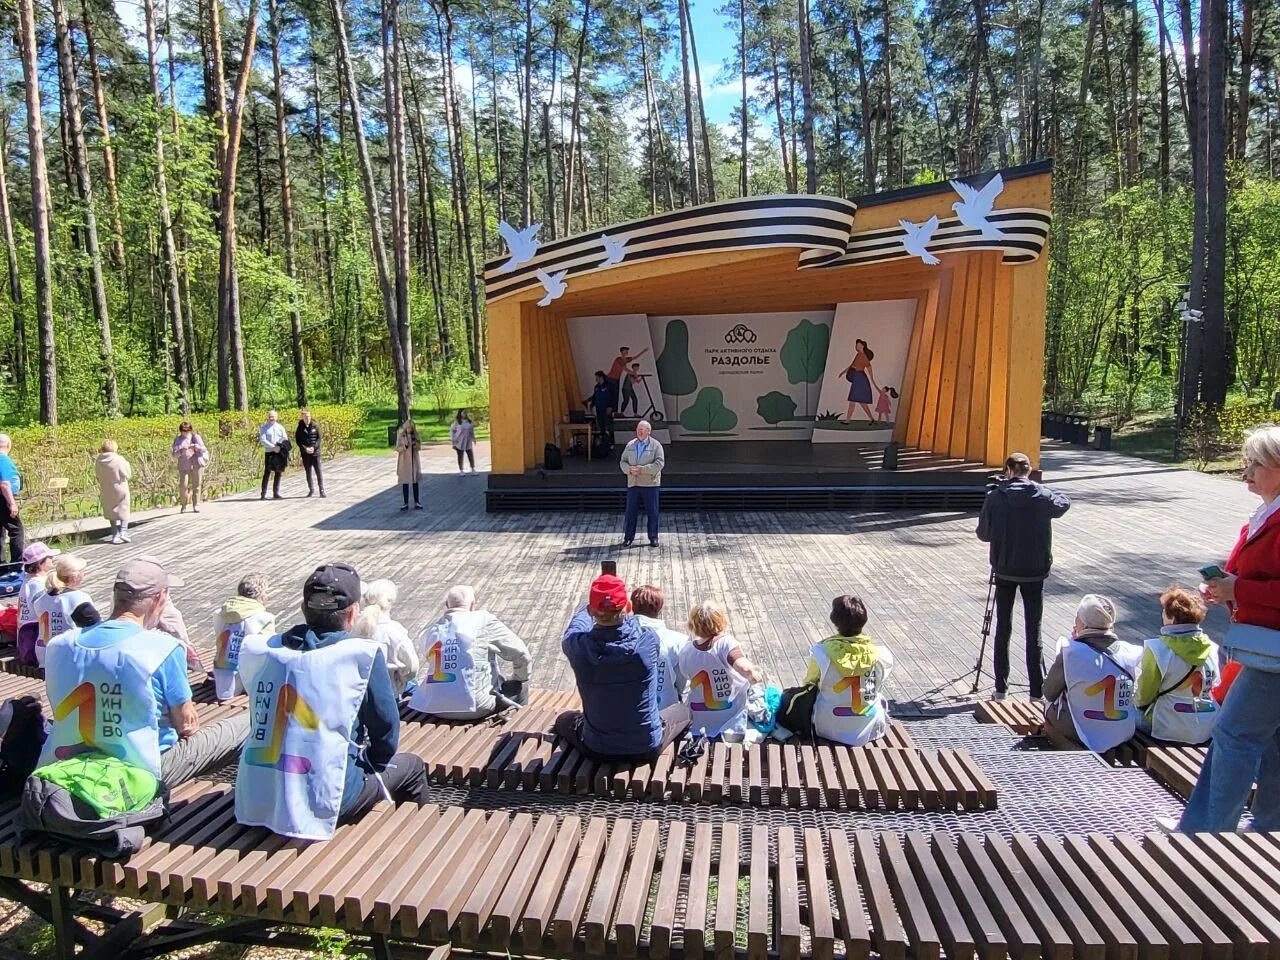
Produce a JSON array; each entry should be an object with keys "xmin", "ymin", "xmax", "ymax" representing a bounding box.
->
[{"xmin": 486, "ymin": 484, "xmax": 988, "ymax": 512}]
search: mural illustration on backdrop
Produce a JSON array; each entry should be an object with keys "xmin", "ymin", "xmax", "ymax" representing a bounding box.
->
[
  {"xmin": 812, "ymin": 299, "xmax": 917, "ymax": 443},
  {"xmin": 648, "ymin": 312, "xmax": 835, "ymax": 441},
  {"xmin": 566, "ymin": 315, "xmax": 663, "ymax": 423}
]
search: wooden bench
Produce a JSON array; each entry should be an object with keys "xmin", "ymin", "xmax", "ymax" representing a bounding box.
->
[
  {"xmin": 975, "ymin": 697, "xmax": 1162, "ymax": 766},
  {"xmin": 1, "ymin": 783, "xmax": 1277, "ymax": 960},
  {"xmin": 403, "ymin": 691, "xmax": 996, "ymax": 811}
]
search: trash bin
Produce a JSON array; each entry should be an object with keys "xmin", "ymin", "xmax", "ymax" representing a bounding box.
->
[
  {"xmin": 882, "ymin": 441, "xmax": 900, "ymax": 471},
  {"xmin": 1094, "ymin": 425, "xmax": 1113, "ymax": 451},
  {"xmin": 387, "ymin": 424, "xmax": 398, "ymax": 447}
]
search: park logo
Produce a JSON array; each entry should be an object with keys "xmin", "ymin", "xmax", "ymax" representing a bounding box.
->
[{"xmin": 724, "ymin": 323, "xmax": 757, "ymax": 344}]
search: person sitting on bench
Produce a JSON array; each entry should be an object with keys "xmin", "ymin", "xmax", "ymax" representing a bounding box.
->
[
  {"xmin": 804, "ymin": 595, "xmax": 894, "ymax": 747},
  {"xmin": 679, "ymin": 600, "xmax": 766, "ymax": 742},
  {"xmin": 556, "ymin": 573, "xmax": 692, "ymax": 763},
  {"xmin": 629, "ymin": 584, "xmax": 688, "ymax": 709},
  {"xmin": 212, "ymin": 572, "xmax": 277, "ymax": 702},
  {"xmin": 1042, "ymin": 594, "xmax": 1144, "ymax": 752},
  {"xmin": 235, "ymin": 563, "xmax": 428, "ymax": 840},
  {"xmin": 1134, "ymin": 587, "xmax": 1220, "ymax": 744},
  {"xmin": 41, "ymin": 556, "xmax": 249, "ymax": 788},
  {"xmin": 408, "ymin": 584, "xmax": 530, "ymax": 719}
]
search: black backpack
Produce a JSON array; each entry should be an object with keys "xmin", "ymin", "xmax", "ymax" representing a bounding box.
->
[
  {"xmin": 0, "ymin": 696, "xmax": 48, "ymax": 798},
  {"xmin": 544, "ymin": 443, "xmax": 564, "ymax": 470}
]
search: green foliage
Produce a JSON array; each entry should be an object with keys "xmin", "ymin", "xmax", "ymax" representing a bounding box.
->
[
  {"xmin": 756, "ymin": 390, "xmax": 798, "ymax": 424},
  {"xmin": 6, "ymin": 405, "xmax": 364, "ymax": 528},
  {"xmin": 683, "ymin": 388, "xmax": 738, "ymax": 432},
  {"xmin": 1182, "ymin": 401, "xmax": 1276, "ymax": 470}
]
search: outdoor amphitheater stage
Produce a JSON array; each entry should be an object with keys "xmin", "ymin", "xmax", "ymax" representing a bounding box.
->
[{"xmin": 485, "ymin": 439, "xmax": 994, "ymax": 511}]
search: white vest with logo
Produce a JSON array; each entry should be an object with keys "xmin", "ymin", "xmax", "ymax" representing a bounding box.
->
[
  {"xmin": 1062, "ymin": 638, "xmax": 1140, "ymax": 752},
  {"xmin": 34, "ymin": 589, "xmax": 93, "ymax": 667},
  {"xmin": 810, "ymin": 643, "xmax": 892, "ymax": 747},
  {"xmin": 17, "ymin": 575, "xmax": 45, "ymax": 628},
  {"xmin": 635, "ymin": 615, "xmax": 686, "ymax": 710},
  {"xmin": 408, "ymin": 612, "xmax": 482, "ymax": 716},
  {"xmin": 39, "ymin": 624, "xmax": 180, "ymax": 777},
  {"xmin": 1145, "ymin": 635, "xmax": 1220, "ymax": 744},
  {"xmin": 235, "ymin": 634, "xmax": 378, "ymax": 840},
  {"xmin": 677, "ymin": 636, "xmax": 750, "ymax": 739},
  {"xmin": 212, "ymin": 610, "xmax": 274, "ymax": 701}
]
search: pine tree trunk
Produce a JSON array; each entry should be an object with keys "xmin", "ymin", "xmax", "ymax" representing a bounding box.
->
[
  {"xmin": 677, "ymin": 0, "xmax": 701, "ymax": 204},
  {"xmin": 143, "ymin": 0, "xmax": 190, "ymax": 402},
  {"xmin": 270, "ymin": 0, "xmax": 307, "ymax": 405},
  {"xmin": 214, "ymin": 0, "xmax": 258, "ymax": 412},
  {"xmin": 798, "ymin": 0, "xmax": 817, "ymax": 192},
  {"xmin": 330, "ymin": 0, "xmax": 411, "ymax": 419},
  {"xmin": 17, "ymin": 0, "xmax": 56, "ymax": 424},
  {"xmin": 1235, "ymin": 0, "xmax": 1252, "ymax": 160},
  {"xmin": 768, "ymin": 39, "xmax": 792, "ymax": 192},
  {"xmin": 0, "ymin": 109, "xmax": 25, "ymax": 397},
  {"xmin": 851, "ymin": 12, "xmax": 873, "ymax": 190},
  {"xmin": 639, "ymin": 6, "xmax": 659, "ymax": 212},
  {"xmin": 468, "ymin": 37, "xmax": 491, "ymax": 252},
  {"xmin": 563, "ymin": 0, "xmax": 591, "ymax": 234},
  {"xmin": 251, "ymin": 97, "xmax": 270, "ymax": 251},
  {"xmin": 490, "ymin": 33, "xmax": 506, "ymax": 226},
  {"xmin": 53, "ymin": 0, "xmax": 119, "ymax": 417},
  {"xmin": 81, "ymin": 0, "xmax": 125, "ymax": 269},
  {"xmin": 687, "ymin": 0, "xmax": 716, "ymax": 201},
  {"xmin": 521, "ymin": 0, "xmax": 534, "ymax": 224},
  {"xmin": 1199, "ymin": 0, "xmax": 1229, "ymax": 405},
  {"xmin": 881, "ymin": 0, "xmax": 895, "ymax": 185},
  {"xmin": 382, "ymin": 0, "xmax": 412, "ymax": 381},
  {"xmin": 739, "ymin": 0, "xmax": 749, "ymax": 195},
  {"xmin": 438, "ymin": 0, "xmax": 484, "ymax": 373}
]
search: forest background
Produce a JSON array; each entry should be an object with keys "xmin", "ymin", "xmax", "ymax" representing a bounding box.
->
[{"xmin": 0, "ymin": 0, "xmax": 1267, "ymax": 463}]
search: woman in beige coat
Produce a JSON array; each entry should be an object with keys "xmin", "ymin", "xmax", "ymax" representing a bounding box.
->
[
  {"xmin": 94, "ymin": 440, "xmax": 133, "ymax": 544},
  {"xmin": 396, "ymin": 419, "xmax": 422, "ymax": 510}
]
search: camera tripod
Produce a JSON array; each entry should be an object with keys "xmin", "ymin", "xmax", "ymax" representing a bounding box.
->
[{"xmin": 969, "ymin": 570, "xmax": 997, "ymax": 694}]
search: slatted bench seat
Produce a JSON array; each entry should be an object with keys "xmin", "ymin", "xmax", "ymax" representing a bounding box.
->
[
  {"xmin": 402, "ymin": 691, "xmax": 994, "ymax": 811},
  {"xmin": 975, "ymin": 697, "xmax": 1165, "ymax": 766},
  {"xmin": 1146, "ymin": 745, "xmax": 1253, "ymax": 810},
  {"xmin": 0, "ymin": 666, "xmax": 245, "ymax": 725},
  {"xmin": 4, "ymin": 784, "xmax": 1280, "ymax": 960}
]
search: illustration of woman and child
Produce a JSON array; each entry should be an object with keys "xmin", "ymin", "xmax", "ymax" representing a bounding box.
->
[{"xmin": 841, "ymin": 338, "xmax": 898, "ymax": 424}]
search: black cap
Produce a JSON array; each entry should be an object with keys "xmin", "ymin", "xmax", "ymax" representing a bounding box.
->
[{"xmin": 303, "ymin": 563, "xmax": 361, "ymax": 612}]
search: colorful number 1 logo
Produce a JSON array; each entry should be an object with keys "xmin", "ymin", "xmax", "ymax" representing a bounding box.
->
[
  {"xmin": 246, "ymin": 684, "xmax": 319, "ymax": 774},
  {"xmin": 1173, "ymin": 672, "xmax": 1218, "ymax": 713},
  {"xmin": 1083, "ymin": 674, "xmax": 1130, "ymax": 721},
  {"xmin": 832, "ymin": 675, "xmax": 868, "ymax": 717},
  {"xmin": 213, "ymin": 627, "xmax": 237, "ymax": 670},
  {"xmin": 689, "ymin": 670, "xmax": 730, "ymax": 711},
  {"xmin": 52, "ymin": 682, "xmax": 125, "ymax": 760},
  {"xmin": 38, "ymin": 610, "xmax": 50, "ymax": 646},
  {"xmin": 425, "ymin": 639, "xmax": 457, "ymax": 683}
]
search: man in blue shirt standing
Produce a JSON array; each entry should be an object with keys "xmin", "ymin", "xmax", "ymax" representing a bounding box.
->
[
  {"xmin": 619, "ymin": 420, "xmax": 665, "ymax": 547},
  {"xmin": 0, "ymin": 433, "xmax": 23, "ymax": 563}
]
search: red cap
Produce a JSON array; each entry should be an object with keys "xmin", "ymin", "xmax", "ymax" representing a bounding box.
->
[{"xmin": 589, "ymin": 574, "xmax": 629, "ymax": 613}]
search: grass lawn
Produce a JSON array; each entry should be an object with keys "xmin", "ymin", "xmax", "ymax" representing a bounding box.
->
[
  {"xmin": 352, "ymin": 407, "xmax": 491, "ymax": 453},
  {"xmin": 1108, "ymin": 408, "xmax": 1241, "ymax": 473}
]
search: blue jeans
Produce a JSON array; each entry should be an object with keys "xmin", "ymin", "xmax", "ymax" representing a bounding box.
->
[
  {"xmin": 1180, "ymin": 664, "xmax": 1280, "ymax": 832},
  {"xmin": 624, "ymin": 486, "xmax": 660, "ymax": 544}
]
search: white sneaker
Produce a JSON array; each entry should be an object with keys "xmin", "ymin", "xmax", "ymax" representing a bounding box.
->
[
  {"xmin": 119, "ymin": 532, "xmax": 132, "ymax": 543},
  {"xmin": 993, "ymin": 690, "xmax": 1008, "ymax": 701},
  {"xmin": 1156, "ymin": 816, "xmax": 1181, "ymax": 834},
  {"xmin": 108, "ymin": 534, "xmax": 121, "ymax": 545}
]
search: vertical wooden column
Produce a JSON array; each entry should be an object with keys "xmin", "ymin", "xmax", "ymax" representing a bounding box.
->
[
  {"xmin": 1005, "ymin": 253, "xmax": 1049, "ymax": 466},
  {"xmin": 488, "ymin": 298, "xmax": 527, "ymax": 474}
]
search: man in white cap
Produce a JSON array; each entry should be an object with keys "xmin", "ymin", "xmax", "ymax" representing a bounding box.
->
[
  {"xmin": 40, "ymin": 556, "xmax": 249, "ymax": 786},
  {"xmin": 1041, "ymin": 594, "xmax": 1144, "ymax": 752}
]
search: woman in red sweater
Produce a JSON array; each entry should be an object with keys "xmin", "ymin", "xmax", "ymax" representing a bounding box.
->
[{"xmin": 1180, "ymin": 425, "xmax": 1280, "ymax": 832}]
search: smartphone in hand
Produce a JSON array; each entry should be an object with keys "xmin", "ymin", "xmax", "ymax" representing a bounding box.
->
[{"xmin": 1199, "ymin": 564, "xmax": 1227, "ymax": 581}]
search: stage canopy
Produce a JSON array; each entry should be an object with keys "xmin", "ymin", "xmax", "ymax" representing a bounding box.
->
[{"xmin": 483, "ymin": 160, "xmax": 1052, "ymax": 475}]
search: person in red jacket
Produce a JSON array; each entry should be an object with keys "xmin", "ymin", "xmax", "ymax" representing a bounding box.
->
[{"xmin": 1180, "ymin": 424, "xmax": 1280, "ymax": 832}]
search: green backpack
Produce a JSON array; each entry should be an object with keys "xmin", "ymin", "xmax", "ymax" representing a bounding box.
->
[{"xmin": 33, "ymin": 752, "xmax": 159, "ymax": 817}]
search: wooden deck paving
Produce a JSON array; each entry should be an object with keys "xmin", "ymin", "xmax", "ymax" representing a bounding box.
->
[{"xmin": 28, "ymin": 439, "xmax": 1253, "ymax": 703}]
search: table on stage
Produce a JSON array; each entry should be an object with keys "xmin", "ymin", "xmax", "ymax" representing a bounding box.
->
[{"xmin": 555, "ymin": 421, "xmax": 595, "ymax": 460}]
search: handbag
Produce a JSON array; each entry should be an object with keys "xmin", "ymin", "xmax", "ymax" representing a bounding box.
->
[
  {"xmin": 844, "ymin": 368, "xmax": 856, "ymax": 383},
  {"xmin": 1223, "ymin": 622, "xmax": 1280, "ymax": 671}
]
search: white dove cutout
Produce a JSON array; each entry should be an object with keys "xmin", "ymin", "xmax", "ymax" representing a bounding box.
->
[
  {"xmin": 599, "ymin": 234, "xmax": 627, "ymax": 268},
  {"xmin": 950, "ymin": 173, "xmax": 1005, "ymax": 239},
  {"xmin": 899, "ymin": 216, "xmax": 941, "ymax": 266},
  {"xmin": 496, "ymin": 220, "xmax": 541, "ymax": 273},
  {"xmin": 535, "ymin": 268, "xmax": 568, "ymax": 307}
]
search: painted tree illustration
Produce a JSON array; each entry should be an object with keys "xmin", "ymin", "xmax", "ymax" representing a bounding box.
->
[
  {"xmin": 655, "ymin": 318, "xmax": 697, "ymax": 421},
  {"xmin": 779, "ymin": 318, "xmax": 831, "ymax": 415},
  {"xmin": 683, "ymin": 387, "xmax": 738, "ymax": 432},
  {"xmin": 757, "ymin": 390, "xmax": 797, "ymax": 424}
]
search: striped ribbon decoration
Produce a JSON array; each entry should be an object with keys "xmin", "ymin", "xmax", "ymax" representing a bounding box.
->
[{"xmin": 484, "ymin": 195, "xmax": 1050, "ymax": 304}]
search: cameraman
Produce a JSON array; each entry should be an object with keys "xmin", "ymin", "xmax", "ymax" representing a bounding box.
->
[{"xmin": 976, "ymin": 452, "xmax": 1071, "ymax": 701}]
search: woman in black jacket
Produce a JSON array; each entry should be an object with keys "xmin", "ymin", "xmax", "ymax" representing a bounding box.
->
[{"xmin": 295, "ymin": 410, "xmax": 325, "ymax": 497}]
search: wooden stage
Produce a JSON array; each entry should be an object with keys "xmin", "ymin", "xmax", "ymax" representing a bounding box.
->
[{"xmin": 487, "ymin": 441, "xmax": 993, "ymax": 511}]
